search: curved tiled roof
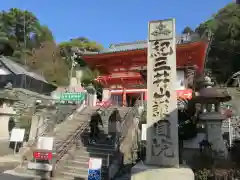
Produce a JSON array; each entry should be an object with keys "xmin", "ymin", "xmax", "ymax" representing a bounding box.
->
[
  {"xmin": 0, "ymin": 56, "xmax": 48, "ymax": 83},
  {"xmin": 83, "ymin": 33, "xmax": 202, "ymax": 55}
]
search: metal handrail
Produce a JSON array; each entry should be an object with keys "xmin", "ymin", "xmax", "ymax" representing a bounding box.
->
[
  {"xmin": 54, "ymin": 97, "xmax": 117, "ymax": 166},
  {"xmin": 55, "ymin": 121, "xmax": 89, "ymax": 166},
  {"xmin": 32, "ymin": 105, "xmax": 77, "ymax": 143},
  {"xmin": 54, "ymin": 98, "xmax": 112, "ymax": 166}
]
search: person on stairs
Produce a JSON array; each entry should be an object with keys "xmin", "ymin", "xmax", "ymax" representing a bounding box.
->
[
  {"xmin": 108, "ymin": 109, "xmax": 121, "ymax": 144},
  {"xmin": 89, "ymin": 112, "xmax": 103, "ymax": 144}
]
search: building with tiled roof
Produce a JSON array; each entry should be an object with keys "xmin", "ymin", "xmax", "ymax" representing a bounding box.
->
[
  {"xmin": 0, "ymin": 56, "xmax": 56, "ymax": 95},
  {"xmin": 84, "ymin": 33, "xmax": 201, "ymax": 55}
]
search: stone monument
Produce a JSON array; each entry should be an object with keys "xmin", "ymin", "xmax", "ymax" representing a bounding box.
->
[
  {"xmin": 131, "ymin": 18, "xmax": 194, "ymax": 180},
  {"xmin": 146, "ymin": 18, "xmax": 179, "ymax": 166}
]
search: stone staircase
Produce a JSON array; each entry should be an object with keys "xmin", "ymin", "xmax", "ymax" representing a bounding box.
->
[
  {"xmin": 55, "ymin": 132, "xmax": 117, "ymax": 180},
  {"xmin": 10, "ymin": 106, "xmax": 99, "ymax": 178},
  {"xmin": 6, "ymin": 106, "xmax": 132, "ymax": 179},
  {"xmin": 54, "ymin": 107, "xmax": 131, "ymax": 180}
]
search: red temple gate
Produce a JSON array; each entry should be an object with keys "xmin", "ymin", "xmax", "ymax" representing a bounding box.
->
[{"xmin": 82, "ymin": 35, "xmax": 209, "ymax": 106}]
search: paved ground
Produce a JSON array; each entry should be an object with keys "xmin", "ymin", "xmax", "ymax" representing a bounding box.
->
[
  {"xmin": 0, "ymin": 140, "xmax": 21, "ymax": 173},
  {"xmin": 0, "ymin": 141, "xmax": 15, "ymax": 156},
  {"xmin": 0, "ymin": 173, "xmax": 33, "ymax": 180}
]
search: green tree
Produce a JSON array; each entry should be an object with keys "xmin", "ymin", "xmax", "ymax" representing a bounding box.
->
[
  {"xmin": 0, "ymin": 8, "xmax": 54, "ymax": 58},
  {"xmin": 59, "ymin": 37, "xmax": 103, "ymax": 86},
  {"xmin": 0, "ymin": 8, "xmax": 103, "ymax": 86},
  {"xmin": 195, "ymin": 3, "xmax": 240, "ymax": 83},
  {"xmin": 59, "ymin": 37, "xmax": 103, "ymax": 65},
  {"xmin": 0, "ymin": 8, "xmax": 68, "ymax": 85},
  {"xmin": 182, "ymin": 26, "xmax": 194, "ymax": 34},
  {"xmin": 26, "ymin": 41, "xmax": 69, "ymax": 85}
]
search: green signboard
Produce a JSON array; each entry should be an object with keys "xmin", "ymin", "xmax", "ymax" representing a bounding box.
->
[
  {"xmin": 221, "ymin": 103, "xmax": 233, "ymax": 108},
  {"xmin": 60, "ymin": 92, "xmax": 85, "ymax": 101}
]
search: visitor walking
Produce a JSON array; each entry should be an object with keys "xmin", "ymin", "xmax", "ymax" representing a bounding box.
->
[
  {"xmin": 89, "ymin": 112, "xmax": 103, "ymax": 144},
  {"xmin": 108, "ymin": 108, "xmax": 121, "ymax": 144}
]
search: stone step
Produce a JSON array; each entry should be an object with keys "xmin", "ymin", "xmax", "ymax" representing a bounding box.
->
[
  {"xmin": 59, "ymin": 165, "xmax": 108, "ymax": 179},
  {"xmin": 12, "ymin": 106, "xmax": 98, "ymax": 176},
  {"xmin": 70, "ymin": 155, "xmax": 109, "ymax": 166},
  {"xmin": 76, "ymin": 140, "xmax": 116, "ymax": 150},
  {"xmin": 63, "ymin": 164, "xmax": 108, "ymax": 174},
  {"xmin": 14, "ymin": 164, "xmax": 50, "ymax": 179},
  {"xmin": 56, "ymin": 152, "xmax": 110, "ymax": 179},
  {"xmin": 64, "ymin": 163, "xmax": 88, "ymax": 172},
  {"xmin": 72, "ymin": 147, "xmax": 115, "ymax": 157},
  {"xmin": 59, "ymin": 171, "xmax": 88, "ymax": 179},
  {"xmin": 28, "ymin": 106, "xmax": 111, "ymax": 179},
  {"xmin": 75, "ymin": 146, "xmax": 116, "ymax": 155},
  {"xmin": 52, "ymin": 176, "xmax": 75, "ymax": 180}
]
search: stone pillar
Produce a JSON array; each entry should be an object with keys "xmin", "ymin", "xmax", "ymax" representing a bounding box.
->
[
  {"xmin": 93, "ymin": 93, "xmax": 97, "ymax": 106},
  {"xmin": 146, "ymin": 19, "xmax": 179, "ymax": 167},
  {"xmin": 28, "ymin": 114, "xmax": 44, "ymax": 141},
  {"xmin": 131, "ymin": 18, "xmax": 194, "ymax": 180},
  {"xmin": 70, "ymin": 77, "xmax": 77, "ymax": 87},
  {"xmin": 141, "ymin": 92, "xmax": 144, "ymax": 106},
  {"xmin": 76, "ymin": 69, "xmax": 84, "ymax": 86},
  {"xmin": 122, "ymin": 88, "xmax": 127, "ymax": 106},
  {"xmin": 28, "ymin": 115, "xmax": 39, "ymax": 141},
  {"xmin": 0, "ymin": 115, "xmax": 11, "ymax": 140},
  {"xmin": 36, "ymin": 115, "xmax": 45, "ymax": 137},
  {"xmin": 102, "ymin": 89, "xmax": 111, "ymax": 101}
]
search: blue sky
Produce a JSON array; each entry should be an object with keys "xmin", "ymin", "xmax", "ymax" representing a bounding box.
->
[{"xmin": 2, "ymin": 0, "xmax": 231, "ymax": 47}]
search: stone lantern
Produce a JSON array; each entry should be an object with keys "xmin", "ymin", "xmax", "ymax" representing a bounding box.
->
[
  {"xmin": 85, "ymin": 84, "xmax": 97, "ymax": 106},
  {"xmin": 0, "ymin": 85, "xmax": 20, "ymax": 140},
  {"xmin": 193, "ymin": 87, "xmax": 231, "ymax": 158}
]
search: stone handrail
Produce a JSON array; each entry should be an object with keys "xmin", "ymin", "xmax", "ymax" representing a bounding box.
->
[
  {"xmin": 119, "ymin": 96, "xmax": 141, "ymax": 142},
  {"xmin": 33, "ymin": 105, "xmax": 77, "ymax": 140},
  {"xmin": 98, "ymin": 99, "xmax": 117, "ymax": 117},
  {"xmin": 108, "ymin": 100, "xmax": 142, "ymax": 179},
  {"xmin": 20, "ymin": 104, "xmax": 85, "ymax": 162}
]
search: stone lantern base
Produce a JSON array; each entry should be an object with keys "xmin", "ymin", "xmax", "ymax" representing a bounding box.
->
[
  {"xmin": 199, "ymin": 112, "xmax": 228, "ymax": 158},
  {"xmin": 131, "ymin": 162, "xmax": 194, "ymax": 180}
]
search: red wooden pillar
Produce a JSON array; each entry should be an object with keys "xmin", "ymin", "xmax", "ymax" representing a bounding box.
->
[
  {"xmin": 122, "ymin": 88, "xmax": 127, "ymax": 106},
  {"xmin": 144, "ymin": 91, "xmax": 147, "ymax": 100}
]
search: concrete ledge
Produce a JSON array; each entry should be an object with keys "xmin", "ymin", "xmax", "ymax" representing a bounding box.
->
[{"xmin": 131, "ymin": 162, "xmax": 194, "ymax": 180}]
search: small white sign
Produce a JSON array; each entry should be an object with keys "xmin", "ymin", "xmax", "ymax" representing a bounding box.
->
[
  {"xmin": 89, "ymin": 158, "xmax": 102, "ymax": 170},
  {"xmin": 10, "ymin": 128, "xmax": 25, "ymax": 142},
  {"xmin": 37, "ymin": 136, "xmax": 54, "ymax": 151},
  {"xmin": 141, "ymin": 124, "xmax": 147, "ymax": 140}
]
